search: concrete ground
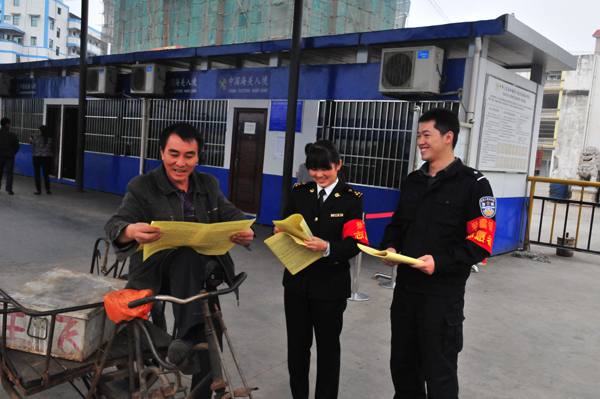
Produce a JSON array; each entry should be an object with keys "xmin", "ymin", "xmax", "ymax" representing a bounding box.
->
[{"xmin": 1, "ymin": 175, "xmax": 599, "ymax": 398}]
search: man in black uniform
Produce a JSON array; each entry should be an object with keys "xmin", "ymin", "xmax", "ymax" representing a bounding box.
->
[{"xmin": 381, "ymin": 108, "xmax": 496, "ymax": 399}]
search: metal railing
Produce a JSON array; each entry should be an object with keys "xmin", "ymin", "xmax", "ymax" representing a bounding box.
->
[
  {"xmin": 525, "ymin": 176, "xmax": 600, "ymax": 255},
  {"xmin": 2, "ymin": 98, "xmax": 44, "ymax": 143}
]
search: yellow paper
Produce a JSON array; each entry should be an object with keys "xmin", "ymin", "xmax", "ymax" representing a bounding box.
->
[
  {"xmin": 140, "ymin": 219, "xmax": 255, "ymax": 261},
  {"xmin": 273, "ymin": 213, "xmax": 313, "ymax": 241},
  {"xmin": 265, "ymin": 214, "xmax": 322, "ymax": 275},
  {"xmin": 357, "ymin": 243, "xmax": 424, "ymax": 265},
  {"xmin": 265, "ymin": 233, "xmax": 323, "ymax": 275}
]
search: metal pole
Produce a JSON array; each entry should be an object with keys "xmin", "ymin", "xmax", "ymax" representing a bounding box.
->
[
  {"xmin": 349, "ymin": 213, "xmax": 370, "ymax": 301},
  {"xmin": 379, "ymin": 265, "xmax": 396, "ymax": 290},
  {"xmin": 407, "ymin": 105, "xmax": 420, "ymax": 172},
  {"xmin": 76, "ymin": 0, "xmax": 90, "ymax": 192},
  {"xmin": 139, "ymin": 98, "xmax": 149, "ymax": 175},
  {"xmin": 524, "ymin": 180, "xmax": 536, "ymax": 250},
  {"xmin": 280, "ymin": 0, "xmax": 304, "ymax": 218}
]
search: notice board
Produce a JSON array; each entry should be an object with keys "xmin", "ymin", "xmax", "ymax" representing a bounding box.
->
[{"xmin": 477, "ymin": 75, "xmax": 536, "ymax": 173}]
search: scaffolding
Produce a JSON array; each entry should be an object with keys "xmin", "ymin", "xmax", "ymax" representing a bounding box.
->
[{"xmin": 110, "ymin": 0, "xmax": 410, "ymax": 54}]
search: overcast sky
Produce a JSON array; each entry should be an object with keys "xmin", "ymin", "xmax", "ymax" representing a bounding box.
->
[
  {"xmin": 406, "ymin": 0, "xmax": 599, "ymax": 55},
  {"xmin": 66, "ymin": 0, "xmax": 598, "ymax": 55}
]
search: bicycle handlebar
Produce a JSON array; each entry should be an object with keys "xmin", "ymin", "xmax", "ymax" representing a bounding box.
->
[{"xmin": 128, "ymin": 271, "xmax": 247, "ymax": 309}]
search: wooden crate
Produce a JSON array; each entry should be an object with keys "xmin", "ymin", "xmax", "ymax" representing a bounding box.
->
[{"xmin": 1, "ymin": 268, "xmax": 127, "ymax": 362}]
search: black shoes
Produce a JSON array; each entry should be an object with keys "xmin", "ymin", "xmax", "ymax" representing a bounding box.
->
[
  {"xmin": 46, "ymin": 190, "xmax": 52, "ymax": 194},
  {"xmin": 7, "ymin": 191, "xmax": 14, "ymax": 195},
  {"xmin": 34, "ymin": 191, "xmax": 41, "ymax": 195},
  {"xmin": 167, "ymin": 339, "xmax": 201, "ymax": 375}
]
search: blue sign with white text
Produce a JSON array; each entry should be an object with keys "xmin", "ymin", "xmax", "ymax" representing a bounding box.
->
[
  {"xmin": 215, "ymin": 70, "xmax": 271, "ymax": 99},
  {"xmin": 13, "ymin": 77, "xmax": 79, "ymax": 98},
  {"xmin": 166, "ymin": 73, "xmax": 200, "ymax": 97},
  {"xmin": 269, "ymin": 100, "xmax": 303, "ymax": 132},
  {"xmin": 417, "ymin": 50, "xmax": 430, "ymax": 59}
]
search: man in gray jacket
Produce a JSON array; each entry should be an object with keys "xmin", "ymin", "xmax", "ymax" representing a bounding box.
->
[
  {"xmin": 0, "ymin": 117, "xmax": 20, "ymax": 195},
  {"xmin": 105, "ymin": 122, "xmax": 253, "ymax": 398}
]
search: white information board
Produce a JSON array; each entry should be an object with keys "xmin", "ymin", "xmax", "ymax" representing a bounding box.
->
[{"xmin": 477, "ymin": 75, "xmax": 536, "ymax": 173}]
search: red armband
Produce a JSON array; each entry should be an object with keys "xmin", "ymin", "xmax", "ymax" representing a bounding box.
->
[
  {"xmin": 466, "ymin": 216, "xmax": 496, "ymax": 254},
  {"xmin": 342, "ymin": 219, "xmax": 369, "ymax": 245}
]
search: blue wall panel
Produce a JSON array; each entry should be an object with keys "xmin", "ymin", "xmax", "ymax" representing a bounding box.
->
[
  {"xmin": 14, "ymin": 144, "xmax": 33, "ymax": 176},
  {"xmin": 257, "ymin": 174, "xmax": 285, "ymax": 225},
  {"xmin": 493, "ymin": 196, "xmax": 525, "ymax": 255},
  {"xmin": 84, "ymin": 153, "xmax": 140, "ymax": 195}
]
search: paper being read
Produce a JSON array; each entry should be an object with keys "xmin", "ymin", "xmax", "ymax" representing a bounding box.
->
[
  {"xmin": 139, "ymin": 218, "xmax": 255, "ymax": 261},
  {"xmin": 357, "ymin": 243, "xmax": 423, "ymax": 265},
  {"xmin": 265, "ymin": 214, "xmax": 322, "ymax": 275},
  {"xmin": 273, "ymin": 213, "xmax": 313, "ymax": 241}
]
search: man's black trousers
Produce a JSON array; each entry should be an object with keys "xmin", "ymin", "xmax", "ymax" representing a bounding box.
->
[{"xmin": 390, "ymin": 288, "xmax": 465, "ymax": 399}]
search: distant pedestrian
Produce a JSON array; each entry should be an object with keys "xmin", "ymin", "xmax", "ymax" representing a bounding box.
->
[
  {"xmin": 295, "ymin": 142, "xmax": 313, "ymax": 184},
  {"xmin": 0, "ymin": 117, "xmax": 20, "ymax": 195},
  {"xmin": 29, "ymin": 125, "xmax": 54, "ymax": 195}
]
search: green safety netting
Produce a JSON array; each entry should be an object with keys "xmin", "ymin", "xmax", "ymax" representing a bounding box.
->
[{"xmin": 109, "ymin": 0, "xmax": 410, "ymax": 54}]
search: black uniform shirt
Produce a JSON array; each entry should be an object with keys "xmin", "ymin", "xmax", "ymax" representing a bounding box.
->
[
  {"xmin": 282, "ymin": 180, "xmax": 365, "ymax": 300},
  {"xmin": 381, "ymin": 158, "xmax": 496, "ymax": 297}
]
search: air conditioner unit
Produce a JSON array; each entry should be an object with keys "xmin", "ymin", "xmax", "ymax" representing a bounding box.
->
[
  {"xmin": 86, "ymin": 66, "xmax": 118, "ymax": 97},
  {"xmin": 0, "ymin": 74, "xmax": 10, "ymax": 97},
  {"xmin": 379, "ymin": 46, "xmax": 444, "ymax": 95},
  {"xmin": 130, "ymin": 63, "xmax": 166, "ymax": 96}
]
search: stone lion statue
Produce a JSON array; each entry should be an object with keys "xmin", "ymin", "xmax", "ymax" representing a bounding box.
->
[{"xmin": 577, "ymin": 146, "xmax": 600, "ymax": 182}]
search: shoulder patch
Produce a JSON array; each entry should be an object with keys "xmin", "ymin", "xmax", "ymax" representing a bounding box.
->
[
  {"xmin": 293, "ymin": 182, "xmax": 308, "ymax": 188},
  {"xmin": 479, "ymin": 196, "xmax": 496, "ymax": 218},
  {"xmin": 347, "ymin": 187, "xmax": 363, "ymax": 198},
  {"xmin": 463, "ymin": 166, "xmax": 486, "ymax": 181}
]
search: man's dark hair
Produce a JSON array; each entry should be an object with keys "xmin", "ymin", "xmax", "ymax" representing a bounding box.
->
[
  {"xmin": 1, "ymin": 117, "xmax": 11, "ymax": 127},
  {"xmin": 159, "ymin": 122, "xmax": 204, "ymax": 152},
  {"xmin": 419, "ymin": 108, "xmax": 460, "ymax": 149}
]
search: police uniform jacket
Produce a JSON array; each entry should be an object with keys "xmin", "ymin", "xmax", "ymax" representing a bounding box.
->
[
  {"xmin": 282, "ymin": 181, "xmax": 364, "ymax": 301},
  {"xmin": 381, "ymin": 158, "xmax": 495, "ymax": 297},
  {"xmin": 105, "ymin": 164, "xmax": 247, "ymax": 294}
]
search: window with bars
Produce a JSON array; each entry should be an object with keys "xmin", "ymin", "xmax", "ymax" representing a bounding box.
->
[
  {"xmin": 316, "ymin": 100, "xmax": 459, "ymax": 190},
  {"xmin": 85, "ymin": 99, "xmax": 228, "ymax": 168},
  {"xmin": 147, "ymin": 99, "xmax": 228, "ymax": 168},
  {"xmin": 2, "ymin": 99, "xmax": 44, "ymax": 143},
  {"xmin": 86, "ymin": 99, "xmax": 143, "ymax": 157},
  {"xmin": 538, "ymin": 120, "xmax": 557, "ymax": 139}
]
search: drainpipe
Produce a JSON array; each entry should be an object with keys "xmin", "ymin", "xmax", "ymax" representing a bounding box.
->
[
  {"xmin": 466, "ymin": 37, "xmax": 482, "ymax": 123},
  {"xmin": 583, "ymin": 52, "xmax": 598, "ymax": 147}
]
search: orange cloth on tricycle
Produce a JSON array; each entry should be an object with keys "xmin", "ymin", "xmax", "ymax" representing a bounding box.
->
[{"xmin": 104, "ymin": 289, "xmax": 154, "ymax": 323}]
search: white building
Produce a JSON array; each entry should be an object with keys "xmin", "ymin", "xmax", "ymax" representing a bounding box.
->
[
  {"xmin": 551, "ymin": 31, "xmax": 600, "ymax": 181},
  {"xmin": 0, "ymin": 0, "xmax": 107, "ymax": 64}
]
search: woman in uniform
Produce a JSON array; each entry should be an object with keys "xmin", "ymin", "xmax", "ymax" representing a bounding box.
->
[{"xmin": 275, "ymin": 139, "xmax": 368, "ymax": 399}]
